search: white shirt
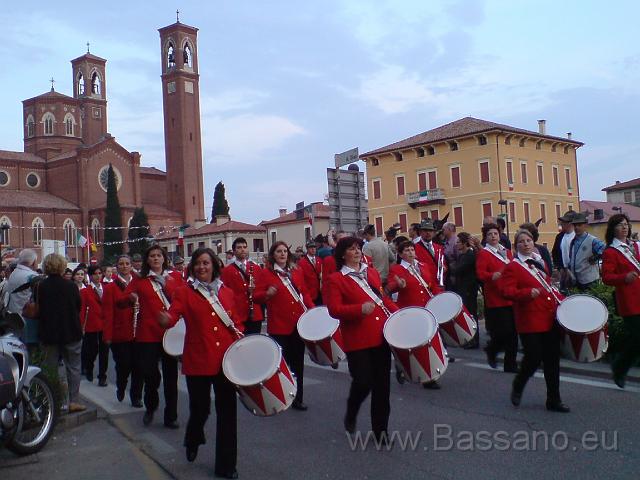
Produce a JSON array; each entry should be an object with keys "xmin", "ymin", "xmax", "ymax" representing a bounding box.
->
[
  {"xmin": 340, "ymin": 263, "xmax": 368, "ymax": 276},
  {"xmin": 560, "ymin": 231, "xmax": 576, "ymax": 268}
]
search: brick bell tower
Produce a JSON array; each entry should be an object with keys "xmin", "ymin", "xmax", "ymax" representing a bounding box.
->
[
  {"xmin": 71, "ymin": 47, "xmax": 108, "ymax": 145},
  {"xmin": 158, "ymin": 18, "xmax": 206, "ymax": 226}
]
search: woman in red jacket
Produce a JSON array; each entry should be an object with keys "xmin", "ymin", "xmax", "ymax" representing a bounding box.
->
[
  {"xmin": 159, "ymin": 248, "xmax": 241, "ymax": 478},
  {"xmin": 103, "ymin": 254, "xmax": 143, "ymax": 406},
  {"xmin": 601, "ymin": 214, "xmax": 640, "ymax": 389},
  {"xmin": 80, "ymin": 265, "xmax": 109, "ymax": 386},
  {"xmin": 325, "ymin": 237, "xmax": 398, "ymax": 442},
  {"xmin": 254, "ymin": 241, "xmax": 314, "ymax": 411},
  {"xmin": 499, "ymin": 229, "xmax": 569, "ymax": 413},
  {"xmin": 476, "ymin": 223, "xmax": 518, "ymax": 373},
  {"xmin": 124, "ymin": 245, "xmax": 183, "ymax": 428}
]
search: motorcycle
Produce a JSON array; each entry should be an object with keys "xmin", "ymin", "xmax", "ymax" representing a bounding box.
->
[{"xmin": 0, "ymin": 313, "xmax": 57, "ymax": 455}]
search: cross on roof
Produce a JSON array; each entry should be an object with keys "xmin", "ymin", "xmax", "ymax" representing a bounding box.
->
[
  {"xmin": 87, "ymin": 42, "xmax": 90, "ymax": 53},
  {"xmin": 176, "ymin": 9, "xmax": 180, "ymax": 23},
  {"xmin": 50, "ymin": 77, "xmax": 55, "ymax": 91}
]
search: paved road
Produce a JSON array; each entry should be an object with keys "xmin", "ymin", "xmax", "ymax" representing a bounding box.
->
[{"xmin": 3, "ymin": 346, "xmax": 639, "ymax": 480}]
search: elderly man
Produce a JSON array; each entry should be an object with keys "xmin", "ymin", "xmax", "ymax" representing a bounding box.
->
[
  {"xmin": 551, "ymin": 210, "xmax": 577, "ymax": 292},
  {"xmin": 362, "ymin": 224, "xmax": 396, "ymax": 284},
  {"xmin": 442, "ymin": 222, "xmax": 458, "ymax": 290},
  {"xmin": 3, "ymin": 249, "xmax": 40, "ymax": 343},
  {"xmin": 568, "ymin": 213, "xmax": 606, "ymax": 291}
]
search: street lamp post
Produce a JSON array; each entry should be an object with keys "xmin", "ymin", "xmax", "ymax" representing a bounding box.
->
[{"xmin": 498, "ymin": 199, "xmax": 509, "ymax": 241}]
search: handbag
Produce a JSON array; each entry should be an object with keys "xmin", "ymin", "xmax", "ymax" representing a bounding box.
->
[{"xmin": 22, "ymin": 282, "xmax": 40, "ymax": 319}]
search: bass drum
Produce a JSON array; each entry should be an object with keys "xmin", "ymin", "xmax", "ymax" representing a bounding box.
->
[{"xmin": 297, "ymin": 306, "xmax": 346, "ymax": 367}]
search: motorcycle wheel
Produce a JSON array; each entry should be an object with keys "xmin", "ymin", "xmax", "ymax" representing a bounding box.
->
[{"xmin": 7, "ymin": 372, "xmax": 58, "ymax": 455}]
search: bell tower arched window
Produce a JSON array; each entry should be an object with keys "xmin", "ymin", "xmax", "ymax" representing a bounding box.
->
[
  {"xmin": 64, "ymin": 113, "xmax": 75, "ymax": 136},
  {"xmin": 32, "ymin": 217, "xmax": 44, "ymax": 247},
  {"xmin": 26, "ymin": 115, "xmax": 35, "ymax": 138},
  {"xmin": 77, "ymin": 72, "xmax": 85, "ymax": 95},
  {"xmin": 167, "ymin": 42, "xmax": 176, "ymax": 69},
  {"xmin": 183, "ymin": 43, "xmax": 192, "ymax": 68},
  {"xmin": 91, "ymin": 72, "xmax": 101, "ymax": 95},
  {"xmin": 42, "ymin": 112, "xmax": 55, "ymax": 136},
  {"xmin": 63, "ymin": 219, "xmax": 76, "ymax": 246},
  {"xmin": 91, "ymin": 218, "xmax": 101, "ymax": 244}
]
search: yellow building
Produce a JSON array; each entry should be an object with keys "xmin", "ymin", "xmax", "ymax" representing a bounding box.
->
[{"xmin": 361, "ymin": 117, "xmax": 583, "ymax": 247}]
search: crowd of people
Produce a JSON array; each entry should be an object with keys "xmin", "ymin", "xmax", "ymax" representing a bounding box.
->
[{"xmin": 0, "ymin": 210, "xmax": 639, "ymax": 479}]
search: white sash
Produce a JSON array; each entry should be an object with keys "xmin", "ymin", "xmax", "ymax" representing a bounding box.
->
[
  {"xmin": 513, "ymin": 258, "xmax": 560, "ymax": 303},
  {"xmin": 346, "ymin": 272, "xmax": 391, "ymax": 316},
  {"xmin": 149, "ymin": 278, "xmax": 171, "ymax": 310},
  {"xmin": 402, "ymin": 262, "xmax": 432, "ymax": 294},
  {"xmin": 484, "ymin": 245, "xmax": 510, "ymax": 265},
  {"xmin": 188, "ymin": 279, "xmax": 241, "ymax": 336},
  {"xmin": 613, "ymin": 244, "xmax": 640, "ymax": 273},
  {"xmin": 276, "ymin": 270, "xmax": 307, "ymax": 312}
]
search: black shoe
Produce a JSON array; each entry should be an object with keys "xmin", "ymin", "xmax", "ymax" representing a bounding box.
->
[
  {"xmin": 143, "ymin": 410, "xmax": 154, "ymax": 426},
  {"xmin": 448, "ymin": 355, "xmax": 456, "ymax": 363},
  {"xmin": 504, "ymin": 365, "xmax": 519, "ymax": 374},
  {"xmin": 214, "ymin": 469, "xmax": 238, "ymax": 479},
  {"xmin": 484, "ymin": 348, "xmax": 497, "ymax": 369},
  {"xmin": 186, "ymin": 445, "xmax": 198, "ymax": 462},
  {"xmin": 164, "ymin": 420, "xmax": 180, "ymax": 429},
  {"xmin": 510, "ymin": 388, "xmax": 522, "ymax": 406},
  {"xmin": 423, "ymin": 381, "xmax": 441, "ymax": 390},
  {"xmin": 344, "ymin": 416, "xmax": 356, "ymax": 434},
  {"xmin": 86, "ymin": 372, "xmax": 94, "ymax": 382},
  {"xmin": 546, "ymin": 401, "xmax": 570, "ymax": 413},
  {"xmin": 395, "ymin": 369, "xmax": 406, "ymax": 385},
  {"xmin": 291, "ymin": 400, "xmax": 308, "ymax": 411},
  {"xmin": 116, "ymin": 389, "xmax": 125, "ymax": 402},
  {"xmin": 613, "ymin": 373, "xmax": 625, "ymax": 389},
  {"xmin": 131, "ymin": 399, "xmax": 144, "ymax": 408},
  {"xmin": 98, "ymin": 379, "xmax": 108, "ymax": 387}
]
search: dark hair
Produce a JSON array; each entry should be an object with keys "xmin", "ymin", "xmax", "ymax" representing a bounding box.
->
[
  {"xmin": 268, "ymin": 241, "xmax": 293, "ymax": 270},
  {"xmin": 496, "ymin": 217, "xmax": 506, "ymax": 229},
  {"xmin": 363, "ymin": 224, "xmax": 376, "ymax": 236},
  {"xmin": 232, "ymin": 237, "xmax": 247, "ymax": 250},
  {"xmin": 140, "ymin": 244, "xmax": 170, "ymax": 277},
  {"xmin": 410, "ymin": 223, "xmax": 421, "ymax": 233},
  {"xmin": 393, "ymin": 235, "xmax": 409, "ymax": 246},
  {"xmin": 457, "ymin": 232, "xmax": 473, "ymax": 247},
  {"xmin": 605, "ymin": 213, "xmax": 632, "ymax": 245},
  {"xmin": 64, "ymin": 268, "xmax": 73, "ymax": 275},
  {"xmin": 87, "ymin": 265, "xmax": 102, "ymax": 276},
  {"xmin": 334, "ymin": 236, "xmax": 364, "ymax": 270},
  {"xmin": 186, "ymin": 247, "xmax": 223, "ymax": 280},
  {"xmin": 481, "ymin": 222, "xmax": 500, "ymax": 238},
  {"xmin": 72, "ymin": 266, "xmax": 84, "ymax": 277},
  {"xmin": 116, "ymin": 254, "xmax": 131, "ymax": 263},
  {"xmin": 519, "ymin": 222, "xmax": 539, "ymax": 242},
  {"xmin": 397, "ymin": 240, "xmax": 415, "ymax": 254}
]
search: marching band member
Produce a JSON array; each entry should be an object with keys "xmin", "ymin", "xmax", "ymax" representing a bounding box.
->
[
  {"xmin": 103, "ymin": 254, "xmax": 143, "ymax": 406},
  {"xmin": 325, "ymin": 237, "xmax": 398, "ymax": 442},
  {"xmin": 298, "ymin": 240, "xmax": 323, "ymax": 304},
  {"xmin": 413, "ymin": 219, "xmax": 446, "ymax": 288},
  {"xmin": 124, "ymin": 245, "xmax": 183, "ymax": 428},
  {"xmin": 158, "ymin": 248, "xmax": 241, "ymax": 478},
  {"xmin": 476, "ymin": 223, "xmax": 518, "ymax": 372},
  {"xmin": 220, "ymin": 237, "xmax": 263, "ymax": 335},
  {"xmin": 254, "ymin": 241, "xmax": 314, "ymax": 411},
  {"xmin": 80, "ymin": 265, "xmax": 109, "ymax": 386},
  {"xmin": 499, "ymin": 229, "xmax": 569, "ymax": 413},
  {"xmin": 601, "ymin": 214, "xmax": 640, "ymax": 389}
]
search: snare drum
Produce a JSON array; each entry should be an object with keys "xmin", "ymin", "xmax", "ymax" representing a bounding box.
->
[
  {"xmin": 162, "ymin": 318, "xmax": 185, "ymax": 357},
  {"xmin": 222, "ymin": 334, "xmax": 297, "ymax": 416},
  {"xmin": 426, "ymin": 292, "xmax": 477, "ymax": 347},
  {"xmin": 556, "ymin": 294, "xmax": 609, "ymax": 362},
  {"xmin": 383, "ymin": 307, "xmax": 448, "ymax": 383},
  {"xmin": 297, "ymin": 307, "xmax": 346, "ymax": 366}
]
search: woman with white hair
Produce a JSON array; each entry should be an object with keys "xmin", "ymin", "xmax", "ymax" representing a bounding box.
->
[
  {"xmin": 499, "ymin": 229, "xmax": 569, "ymax": 413},
  {"xmin": 4, "ymin": 249, "xmax": 39, "ymax": 343}
]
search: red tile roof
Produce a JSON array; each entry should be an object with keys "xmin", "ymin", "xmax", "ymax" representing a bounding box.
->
[
  {"xmin": 0, "ymin": 190, "xmax": 80, "ymax": 210},
  {"xmin": 156, "ymin": 220, "xmax": 265, "ymax": 239},
  {"xmin": 579, "ymin": 200, "xmax": 640, "ymax": 224},
  {"xmin": 261, "ymin": 202, "xmax": 330, "ymax": 226},
  {"xmin": 602, "ymin": 178, "xmax": 640, "ymax": 192},
  {"xmin": 361, "ymin": 117, "xmax": 583, "ymax": 157},
  {"xmin": 23, "ymin": 90, "xmax": 77, "ymax": 103},
  {"xmin": 0, "ymin": 150, "xmax": 46, "ymax": 163},
  {"xmin": 140, "ymin": 166, "xmax": 167, "ymax": 176}
]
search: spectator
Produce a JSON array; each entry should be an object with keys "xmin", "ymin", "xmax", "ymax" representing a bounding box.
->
[
  {"xmin": 4, "ymin": 249, "xmax": 40, "ymax": 343},
  {"xmin": 496, "ymin": 217, "xmax": 512, "ymax": 251},
  {"xmin": 452, "ymin": 232, "xmax": 479, "ymax": 349},
  {"xmin": 551, "ymin": 210, "xmax": 577, "ymax": 292},
  {"xmin": 568, "ymin": 213, "xmax": 606, "ymax": 291},
  {"xmin": 442, "ymin": 222, "xmax": 458, "ymax": 290},
  {"xmin": 362, "ymin": 224, "xmax": 395, "ymax": 284}
]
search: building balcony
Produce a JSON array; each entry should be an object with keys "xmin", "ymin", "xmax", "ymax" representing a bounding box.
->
[{"xmin": 406, "ymin": 188, "xmax": 446, "ymax": 208}]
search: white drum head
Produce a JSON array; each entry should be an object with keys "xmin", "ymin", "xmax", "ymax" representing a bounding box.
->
[
  {"xmin": 297, "ymin": 306, "xmax": 339, "ymax": 341},
  {"xmin": 162, "ymin": 318, "xmax": 185, "ymax": 357},
  {"xmin": 557, "ymin": 294, "xmax": 608, "ymax": 334},
  {"xmin": 223, "ymin": 334, "xmax": 281, "ymax": 386},
  {"xmin": 426, "ymin": 292, "xmax": 463, "ymax": 324},
  {"xmin": 384, "ymin": 307, "xmax": 438, "ymax": 349}
]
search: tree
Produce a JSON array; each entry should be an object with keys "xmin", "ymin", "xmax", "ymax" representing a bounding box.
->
[
  {"xmin": 127, "ymin": 207, "xmax": 150, "ymax": 257},
  {"xmin": 210, "ymin": 181, "xmax": 230, "ymax": 223},
  {"xmin": 103, "ymin": 164, "xmax": 123, "ymax": 261}
]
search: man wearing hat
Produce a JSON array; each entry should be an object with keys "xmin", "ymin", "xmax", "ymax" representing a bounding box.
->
[
  {"xmin": 414, "ymin": 219, "xmax": 446, "ymax": 284},
  {"xmin": 551, "ymin": 210, "xmax": 576, "ymax": 292},
  {"xmin": 299, "ymin": 240, "xmax": 323, "ymax": 304},
  {"xmin": 568, "ymin": 212, "xmax": 606, "ymax": 291},
  {"xmin": 172, "ymin": 256, "xmax": 185, "ymax": 279},
  {"xmin": 131, "ymin": 253, "xmax": 143, "ymax": 275}
]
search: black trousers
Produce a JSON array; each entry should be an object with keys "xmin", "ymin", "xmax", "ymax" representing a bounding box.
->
[
  {"xmin": 111, "ymin": 341, "xmax": 143, "ymax": 402},
  {"xmin": 345, "ymin": 344, "xmax": 391, "ymax": 436},
  {"xmin": 612, "ymin": 315, "xmax": 640, "ymax": 380},
  {"xmin": 513, "ymin": 328, "xmax": 561, "ymax": 402},
  {"xmin": 81, "ymin": 331, "xmax": 109, "ymax": 381},
  {"xmin": 272, "ymin": 331, "xmax": 305, "ymax": 403},
  {"xmin": 185, "ymin": 374, "xmax": 237, "ymax": 474},
  {"xmin": 485, "ymin": 306, "xmax": 518, "ymax": 369},
  {"xmin": 136, "ymin": 342, "xmax": 178, "ymax": 422},
  {"xmin": 243, "ymin": 320, "xmax": 263, "ymax": 335}
]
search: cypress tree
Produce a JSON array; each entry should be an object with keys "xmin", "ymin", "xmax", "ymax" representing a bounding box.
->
[
  {"xmin": 103, "ymin": 164, "xmax": 123, "ymax": 261},
  {"xmin": 127, "ymin": 207, "xmax": 150, "ymax": 256},
  {"xmin": 210, "ymin": 181, "xmax": 230, "ymax": 223}
]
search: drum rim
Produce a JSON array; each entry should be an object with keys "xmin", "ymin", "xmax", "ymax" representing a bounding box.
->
[
  {"xmin": 222, "ymin": 333, "xmax": 283, "ymax": 386},
  {"xmin": 383, "ymin": 306, "xmax": 439, "ymax": 350},
  {"xmin": 556, "ymin": 294, "xmax": 609, "ymax": 334},
  {"xmin": 297, "ymin": 306, "xmax": 340, "ymax": 341},
  {"xmin": 162, "ymin": 318, "xmax": 186, "ymax": 357},
  {"xmin": 425, "ymin": 291, "xmax": 463, "ymax": 322}
]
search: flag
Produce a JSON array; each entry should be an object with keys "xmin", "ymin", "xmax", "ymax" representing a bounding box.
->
[
  {"xmin": 88, "ymin": 234, "xmax": 97, "ymax": 253},
  {"xmin": 77, "ymin": 231, "xmax": 88, "ymax": 248},
  {"xmin": 177, "ymin": 227, "xmax": 184, "ymax": 247}
]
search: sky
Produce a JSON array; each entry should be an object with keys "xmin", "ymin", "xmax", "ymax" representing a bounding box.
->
[{"xmin": 1, "ymin": 1, "xmax": 639, "ymax": 225}]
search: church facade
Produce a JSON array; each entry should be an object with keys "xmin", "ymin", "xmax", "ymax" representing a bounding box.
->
[{"xmin": 0, "ymin": 20, "xmax": 206, "ymax": 262}]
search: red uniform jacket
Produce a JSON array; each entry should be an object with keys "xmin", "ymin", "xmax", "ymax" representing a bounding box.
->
[
  {"xmin": 325, "ymin": 267, "xmax": 398, "ymax": 352},
  {"xmin": 298, "ymin": 255, "xmax": 322, "ymax": 300},
  {"xmin": 475, "ymin": 247, "xmax": 514, "ymax": 309},
  {"xmin": 386, "ymin": 262, "xmax": 442, "ymax": 308},
  {"xmin": 220, "ymin": 261, "xmax": 264, "ymax": 326},
  {"xmin": 602, "ymin": 247, "xmax": 640, "ymax": 317},
  {"xmin": 123, "ymin": 272, "xmax": 183, "ymax": 343},
  {"xmin": 254, "ymin": 266, "xmax": 314, "ymax": 335},
  {"xmin": 167, "ymin": 284, "xmax": 239, "ymax": 376},
  {"xmin": 414, "ymin": 240, "xmax": 446, "ymax": 281},
  {"xmin": 498, "ymin": 260, "xmax": 561, "ymax": 333},
  {"xmin": 322, "ymin": 254, "xmax": 372, "ymax": 299},
  {"xmin": 80, "ymin": 284, "xmax": 105, "ymax": 333},
  {"xmin": 102, "ymin": 277, "xmax": 135, "ymax": 343}
]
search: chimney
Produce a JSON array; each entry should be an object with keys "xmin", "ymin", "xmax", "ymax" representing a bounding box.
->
[
  {"xmin": 616, "ymin": 180, "xmax": 620, "ymax": 184},
  {"xmin": 279, "ymin": 208, "xmax": 287, "ymax": 217},
  {"xmin": 566, "ymin": 132, "xmax": 572, "ymax": 140},
  {"xmin": 215, "ymin": 214, "xmax": 230, "ymax": 226},
  {"xmin": 538, "ymin": 119, "xmax": 546, "ymax": 135}
]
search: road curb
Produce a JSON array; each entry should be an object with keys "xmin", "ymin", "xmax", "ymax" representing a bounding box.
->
[{"xmin": 54, "ymin": 404, "xmax": 98, "ymax": 433}]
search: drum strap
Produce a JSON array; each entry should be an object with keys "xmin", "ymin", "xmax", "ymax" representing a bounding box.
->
[
  {"xmin": 275, "ymin": 269, "xmax": 308, "ymax": 312},
  {"xmin": 404, "ymin": 263, "xmax": 433, "ymax": 296},
  {"xmin": 612, "ymin": 244, "xmax": 640, "ymax": 273},
  {"xmin": 347, "ymin": 273, "xmax": 391, "ymax": 317},
  {"xmin": 514, "ymin": 258, "xmax": 561, "ymax": 304},
  {"xmin": 149, "ymin": 278, "xmax": 171, "ymax": 310},
  {"xmin": 189, "ymin": 279, "xmax": 242, "ymax": 337},
  {"xmin": 484, "ymin": 245, "xmax": 510, "ymax": 264}
]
